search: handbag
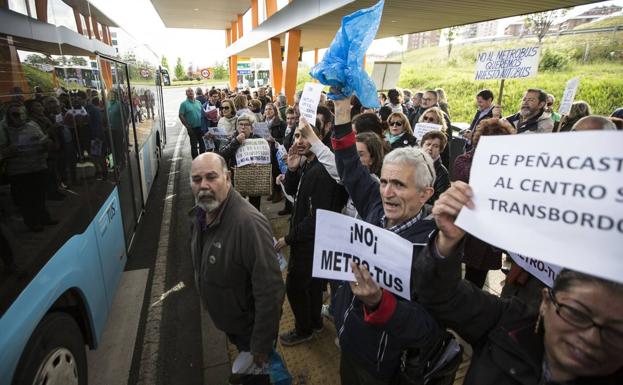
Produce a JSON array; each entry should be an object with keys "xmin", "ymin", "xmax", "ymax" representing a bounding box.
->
[{"xmin": 396, "ymin": 331, "xmax": 463, "ymax": 385}]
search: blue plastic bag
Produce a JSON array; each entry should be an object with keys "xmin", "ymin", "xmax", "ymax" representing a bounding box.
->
[
  {"xmin": 269, "ymin": 351, "xmax": 292, "ymax": 385},
  {"xmin": 310, "ymin": 0, "xmax": 384, "ymax": 108}
]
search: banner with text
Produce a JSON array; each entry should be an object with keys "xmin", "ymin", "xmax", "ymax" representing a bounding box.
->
[
  {"xmin": 235, "ymin": 138, "xmax": 271, "ymax": 167},
  {"xmin": 253, "ymin": 122, "xmax": 271, "ymax": 139},
  {"xmin": 413, "ymin": 123, "xmax": 443, "ymax": 141},
  {"xmin": 455, "ymin": 131, "xmax": 623, "ymax": 284},
  {"xmin": 558, "ymin": 77, "xmax": 580, "ymax": 115},
  {"xmin": 299, "ymin": 82, "xmax": 324, "ymax": 126},
  {"xmin": 312, "ymin": 210, "xmax": 413, "ymax": 300},
  {"xmin": 508, "ymin": 252, "xmax": 562, "ymax": 288},
  {"xmin": 475, "ymin": 46, "xmax": 540, "ymax": 81}
]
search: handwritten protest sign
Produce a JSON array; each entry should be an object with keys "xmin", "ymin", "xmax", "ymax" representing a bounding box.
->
[
  {"xmin": 252, "ymin": 121, "xmax": 271, "ymax": 139},
  {"xmin": 475, "ymin": 46, "xmax": 540, "ymax": 81},
  {"xmin": 413, "ymin": 123, "xmax": 443, "ymax": 141},
  {"xmin": 558, "ymin": 77, "xmax": 580, "ymax": 115},
  {"xmin": 313, "ymin": 210, "xmax": 413, "ymax": 300},
  {"xmin": 507, "ymin": 252, "xmax": 562, "ymax": 288},
  {"xmin": 210, "ymin": 126, "xmax": 229, "ymax": 138},
  {"xmin": 299, "ymin": 82, "xmax": 324, "ymax": 126},
  {"xmin": 455, "ymin": 131, "xmax": 623, "ymax": 284},
  {"xmin": 235, "ymin": 138, "xmax": 271, "ymax": 167}
]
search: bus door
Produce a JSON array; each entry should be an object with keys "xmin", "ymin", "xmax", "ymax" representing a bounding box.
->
[{"xmin": 97, "ymin": 56, "xmax": 143, "ymax": 249}]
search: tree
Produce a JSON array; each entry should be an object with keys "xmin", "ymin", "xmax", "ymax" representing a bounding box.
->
[
  {"xmin": 161, "ymin": 55, "xmax": 170, "ymax": 71},
  {"xmin": 69, "ymin": 56, "xmax": 87, "ymax": 66},
  {"xmin": 211, "ymin": 62, "xmax": 228, "ymax": 80},
  {"xmin": 524, "ymin": 8, "xmax": 571, "ymax": 44},
  {"xmin": 25, "ymin": 54, "xmax": 47, "ymax": 65},
  {"xmin": 174, "ymin": 57, "xmax": 185, "ymax": 80},
  {"xmin": 445, "ymin": 26, "xmax": 460, "ymax": 59}
]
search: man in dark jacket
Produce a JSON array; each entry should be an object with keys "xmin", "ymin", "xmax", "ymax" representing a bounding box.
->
[
  {"xmin": 330, "ymin": 97, "xmax": 446, "ymax": 384},
  {"xmin": 505, "ymin": 88, "xmax": 554, "ymax": 134},
  {"xmin": 469, "ymin": 89, "xmax": 495, "ymax": 131},
  {"xmin": 275, "ymin": 121, "xmax": 346, "ymax": 346},
  {"xmin": 189, "ymin": 152, "xmax": 284, "ymax": 382},
  {"xmin": 421, "ymin": 130, "xmax": 450, "ymax": 205}
]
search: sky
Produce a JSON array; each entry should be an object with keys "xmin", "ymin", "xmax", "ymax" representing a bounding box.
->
[{"xmin": 90, "ymin": 0, "xmax": 622, "ymax": 69}]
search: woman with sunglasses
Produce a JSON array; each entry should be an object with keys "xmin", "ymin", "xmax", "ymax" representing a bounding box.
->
[
  {"xmin": 418, "ymin": 107, "xmax": 448, "ymax": 132},
  {"xmin": 385, "ymin": 112, "xmax": 417, "ymax": 151},
  {"xmin": 217, "ymin": 99, "xmax": 238, "ymax": 136},
  {"xmin": 412, "ymin": 181, "xmax": 623, "ymax": 385}
]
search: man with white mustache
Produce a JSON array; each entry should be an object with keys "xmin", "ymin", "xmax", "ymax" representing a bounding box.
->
[{"xmin": 189, "ymin": 152, "xmax": 284, "ymax": 383}]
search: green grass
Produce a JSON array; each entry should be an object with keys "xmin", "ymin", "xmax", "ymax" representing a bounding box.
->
[
  {"xmin": 574, "ymin": 15, "xmax": 623, "ymax": 30},
  {"xmin": 390, "ymin": 32, "xmax": 623, "ymax": 122}
]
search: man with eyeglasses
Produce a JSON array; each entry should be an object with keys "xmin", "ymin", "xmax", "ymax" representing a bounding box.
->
[
  {"xmin": 504, "ymin": 88, "xmax": 554, "ymax": 134},
  {"xmin": 179, "ymin": 87, "xmax": 205, "ymax": 159},
  {"xmin": 328, "ymin": 97, "xmax": 456, "ymax": 384},
  {"xmin": 421, "ymin": 131, "xmax": 450, "ymax": 206}
]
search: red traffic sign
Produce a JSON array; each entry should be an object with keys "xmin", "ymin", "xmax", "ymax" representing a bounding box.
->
[{"xmin": 200, "ymin": 68, "xmax": 213, "ymax": 79}]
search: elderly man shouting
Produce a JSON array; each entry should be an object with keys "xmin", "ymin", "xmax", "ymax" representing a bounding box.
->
[
  {"xmin": 189, "ymin": 152, "xmax": 284, "ymax": 384},
  {"xmin": 329, "ymin": 97, "xmax": 456, "ymax": 385}
]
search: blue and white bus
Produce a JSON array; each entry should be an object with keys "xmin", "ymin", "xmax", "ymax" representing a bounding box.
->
[{"xmin": 0, "ymin": 1, "xmax": 166, "ymax": 384}]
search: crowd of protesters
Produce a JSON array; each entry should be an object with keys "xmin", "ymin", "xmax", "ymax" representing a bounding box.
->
[{"xmin": 186, "ymin": 81, "xmax": 623, "ymax": 385}]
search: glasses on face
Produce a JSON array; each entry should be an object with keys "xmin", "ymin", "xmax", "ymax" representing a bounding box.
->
[
  {"xmin": 546, "ymin": 103, "xmax": 553, "ymax": 107},
  {"xmin": 548, "ymin": 289, "xmax": 623, "ymax": 351},
  {"xmin": 221, "ymin": 106, "xmax": 230, "ymax": 111},
  {"xmin": 422, "ymin": 116, "xmax": 436, "ymax": 123},
  {"xmin": 239, "ymin": 122, "xmax": 252, "ymax": 127},
  {"xmin": 389, "ymin": 121, "xmax": 403, "ymax": 127}
]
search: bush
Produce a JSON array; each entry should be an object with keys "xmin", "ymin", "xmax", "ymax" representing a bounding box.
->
[{"xmin": 539, "ymin": 49, "xmax": 570, "ymax": 71}]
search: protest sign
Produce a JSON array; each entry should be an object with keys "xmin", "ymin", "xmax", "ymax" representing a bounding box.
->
[
  {"xmin": 558, "ymin": 77, "xmax": 580, "ymax": 115},
  {"xmin": 312, "ymin": 210, "xmax": 413, "ymax": 300},
  {"xmin": 455, "ymin": 131, "xmax": 623, "ymax": 284},
  {"xmin": 507, "ymin": 252, "xmax": 562, "ymax": 288},
  {"xmin": 413, "ymin": 123, "xmax": 443, "ymax": 141},
  {"xmin": 252, "ymin": 121, "xmax": 271, "ymax": 139},
  {"xmin": 299, "ymin": 82, "xmax": 324, "ymax": 126},
  {"xmin": 475, "ymin": 46, "xmax": 540, "ymax": 81},
  {"xmin": 235, "ymin": 138, "xmax": 271, "ymax": 167},
  {"xmin": 210, "ymin": 126, "xmax": 229, "ymax": 138}
]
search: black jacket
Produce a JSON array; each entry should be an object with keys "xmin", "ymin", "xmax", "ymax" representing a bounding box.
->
[
  {"xmin": 283, "ymin": 158, "xmax": 346, "ymax": 258},
  {"xmin": 332, "ymin": 123, "xmax": 442, "ymax": 380},
  {"xmin": 218, "ymin": 133, "xmax": 263, "ymax": 169},
  {"xmin": 268, "ymin": 118, "xmax": 286, "ymax": 144},
  {"xmin": 469, "ymin": 107, "xmax": 494, "ymax": 131},
  {"xmin": 412, "ymin": 237, "xmax": 623, "ymax": 385},
  {"xmin": 389, "ymin": 132, "xmax": 418, "ymax": 150},
  {"xmin": 426, "ymin": 158, "xmax": 450, "ymax": 206}
]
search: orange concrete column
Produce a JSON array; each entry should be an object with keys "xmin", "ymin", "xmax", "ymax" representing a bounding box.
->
[
  {"xmin": 237, "ymin": 14, "xmax": 244, "ymax": 38},
  {"xmin": 225, "ymin": 29, "xmax": 231, "ymax": 46},
  {"xmin": 268, "ymin": 37, "xmax": 283, "ymax": 94},
  {"xmin": 251, "ymin": 0, "xmax": 259, "ymax": 28},
  {"xmin": 229, "ymin": 55, "xmax": 238, "ymax": 90},
  {"xmin": 0, "ymin": 40, "xmax": 30, "ymax": 102},
  {"xmin": 231, "ymin": 21, "xmax": 238, "ymax": 42},
  {"xmin": 102, "ymin": 25, "xmax": 110, "ymax": 44},
  {"xmin": 312, "ymin": 48, "xmax": 319, "ymax": 83},
  {"xmin": 92, "ymin": 16, "xmax": 101, "ymax": 40},
  {"xmin": 265, "ymin": 0, "xmax": 277, "ymax": 18},
  {"xmin": 106, "ymin": 26, "xmax": 112, "ymax": 44},
  {"xmin": 73, "ymin": 9, "xmax": 84, "ymax": 35},
  {"xmin": 283, "ymin": 29, "xmax": 301, "ymax": 105},
  {"xmin": 35, "ymin": 0, "xmax": 48, "ymax": 22},
  {"xmin": 85, "ymin": 16, "xmax": 93, "ymax": 38}
]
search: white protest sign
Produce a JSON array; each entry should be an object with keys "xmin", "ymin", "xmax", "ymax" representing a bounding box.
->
[
  {"xmin": 235, "ymin": 138, "xmax": 271, "ymax": 167},
  {"xmin": 253, "ymin": 121, "xmax": 271, "ymax": 139},
  {"xmin": 455, "ymin": 131, "xmax": 623, "ymax": 284},
  {"xmin": 507, "ymin": 252, "xmax": 562, "ymax": 288},
  {"xmin": 558, "ymin": 77, "xmax": 580, "ymax": 115},
  {"xmin": 413, "ymin": 123, "xmax": 443, "ymax": 141},
  {"xmin": 475, "ymin": 46, "xmax": 540, "ymax": 80},
  {"xmin": 312, "ymin": 210, "xmax": 413, "ymax": 300},
  {"xmin": 210, "ymin": 126, "xmax": 229, "ymax": 138},
  {"xmin": 299, "ymin": 82, "xmax": 324, "ymax": 126}
]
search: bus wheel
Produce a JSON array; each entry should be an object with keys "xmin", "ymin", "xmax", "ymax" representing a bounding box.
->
[{"xmin": 12, "ymin": 312, "xmax": 87, "ymax": 385}]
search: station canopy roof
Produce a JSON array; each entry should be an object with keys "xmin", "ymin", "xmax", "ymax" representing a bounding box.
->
[{"xmin": 151, "ymin": 0, "xmax": 599, "ymax": 58}]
